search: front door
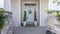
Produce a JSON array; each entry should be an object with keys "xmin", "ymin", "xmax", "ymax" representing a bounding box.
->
[{"xmin": 25, "ymin": 4, "xmax": 36, "ymax": 22}]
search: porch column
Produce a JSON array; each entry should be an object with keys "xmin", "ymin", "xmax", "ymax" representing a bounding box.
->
[
  {"xmin": 11, "ymin": 0, "xmax": 21, "ymax": 27},
  {"xmin": 4, "ymin": 0, "xmax": 12, "ymax": 12},
  {"xmin": 40, "ymin": 0, "xmax": 48, "ymax": 26},
  {"xmin": 19, "ymin": 0, "xmax": 21, "ymax": 26},
  {"xmin": 0, "ymin": 0, "xmax": 4, "ymax": 8}
]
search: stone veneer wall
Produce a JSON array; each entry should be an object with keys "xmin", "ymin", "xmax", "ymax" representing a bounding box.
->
[{"xmin": 1, "ymin": 11, "xmax": 12, "ymax": 34}]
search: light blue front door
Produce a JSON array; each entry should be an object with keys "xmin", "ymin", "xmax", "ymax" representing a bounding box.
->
[{"xmin": 25, "ymin": 5, "xmax": 36, "ymax": 22}]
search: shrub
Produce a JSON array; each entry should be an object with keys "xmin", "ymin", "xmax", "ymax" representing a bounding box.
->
[{"xmin": 0, "ymin": 8, "xmax": 5, "ymax": 29}]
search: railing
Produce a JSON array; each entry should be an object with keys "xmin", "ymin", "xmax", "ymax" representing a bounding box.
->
[{"xmin": 1, "ymin": 11, "xmax": 12, "ymax": 34}]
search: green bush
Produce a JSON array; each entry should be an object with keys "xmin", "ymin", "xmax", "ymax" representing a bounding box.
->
[
  {"xmin": 0, "ymin": 8, "xmax": 5, "ymax": 29},
  {"xmin": 44, "ymin": 8, "xmax": 53, "ymax": 14}
]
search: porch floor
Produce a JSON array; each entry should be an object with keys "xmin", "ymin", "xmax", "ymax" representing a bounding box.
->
[{"xmin": 12, "ymin": 26, "xmax": 49, "ymax": 34}]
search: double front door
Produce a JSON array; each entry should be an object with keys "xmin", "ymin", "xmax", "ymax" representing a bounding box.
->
[
  {"xmin": 22, "ymin": 2, "xmax": 38, "ymax": 23},
  {"xmin": 25, "ymin": 5, "xmax": 36, "ymax": 22}
]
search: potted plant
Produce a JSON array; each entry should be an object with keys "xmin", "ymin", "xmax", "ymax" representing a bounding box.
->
[
  {"xmin": 23, "ymin": 11, "xmax": 26, "ymax": 26},
  {"xmin": 34, "ymin": 10, "xmax": 37, "ymax": 26},
  {"xmin": 0, "ymin": 8, "xmax": 5, "ymax": 34}
]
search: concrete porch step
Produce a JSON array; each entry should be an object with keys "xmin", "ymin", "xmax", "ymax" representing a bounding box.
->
[{"xmin": 12, "ymin": 26, "xmax": 49, "ymax": 34}]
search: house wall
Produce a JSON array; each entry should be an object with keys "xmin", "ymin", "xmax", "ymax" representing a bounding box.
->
[
  {"xmin": 11, "ymin": 0, "xmax": 21, "ymax": 27},
  {"xmin": 0, "ymin": 0, "xmax": 58, "ymax": 27},
  {"xmin": 9, "ymin": 0, "xmax": 48, "ymax": 27},
  {"xmin": 40, "ymin": 0, "xmax": 48, "ymax": 26}
]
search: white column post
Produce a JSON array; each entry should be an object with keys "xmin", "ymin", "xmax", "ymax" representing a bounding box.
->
[
  {"xmin": 0, "ymin": 0, "xmax": 4, "ymax": 8},
  {"xmin": 48, "ymin": 0, "xmax": 53, "ymax": 10},
  {"xmin": 40, "ymin": 0, "xmax": 48, "ymax": 26},
  {"xmin": 19, "ymin": 0, "xmax": 21, "ymax": 26},
  {"xmin": 40, "ymin": 0, "xmax": 41, "ymax": 26},
  {"xmin": 4, "ymin": 0, "xmax": 12, "ymax": 11}
]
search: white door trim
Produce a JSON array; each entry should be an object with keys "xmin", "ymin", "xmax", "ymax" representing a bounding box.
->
[{"xmin": 21, "ymin": 0, "xmax": 39, "ymax": 25}]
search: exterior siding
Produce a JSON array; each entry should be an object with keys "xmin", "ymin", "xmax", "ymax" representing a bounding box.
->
[
  {"xmin": 0, "ymin": 0, "xmax": 49, "ymax": 27},
  {"xmin": 5, "ymin": 0, "xmax": 48, "ymax": 26}
]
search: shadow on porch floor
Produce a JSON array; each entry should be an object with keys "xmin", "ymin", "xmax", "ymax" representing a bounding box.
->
[{"xmin": 12, "ymin": 26, "xmax": 49, "ymax": 34}]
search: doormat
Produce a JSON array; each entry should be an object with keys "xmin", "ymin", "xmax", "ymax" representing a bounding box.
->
[{"xmin": 26, "ymin": 24, "xmax": 35, "ymax": 27}]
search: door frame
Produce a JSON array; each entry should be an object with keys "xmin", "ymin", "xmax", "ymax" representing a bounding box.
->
[{"xmin": 21, "ymin": 0, "xmax": 40, "ymax": 25}]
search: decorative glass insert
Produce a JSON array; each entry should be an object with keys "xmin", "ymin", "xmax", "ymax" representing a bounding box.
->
[
  {"xmin": 29, "ymin": 9, "xmax": 32, "ymax": 14},
  {"xmin": 25, "ymin": 4, "xmax": 36, "ymax": 6}
]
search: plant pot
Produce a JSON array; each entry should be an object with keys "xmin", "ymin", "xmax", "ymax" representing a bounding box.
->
[
  {"xmin": 23, "ymin": 21, "xmax": 26, "ymax": 26},
  {"xmin": 34, "ymin": 21, "xmax": 37, "ymax": 26}
]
